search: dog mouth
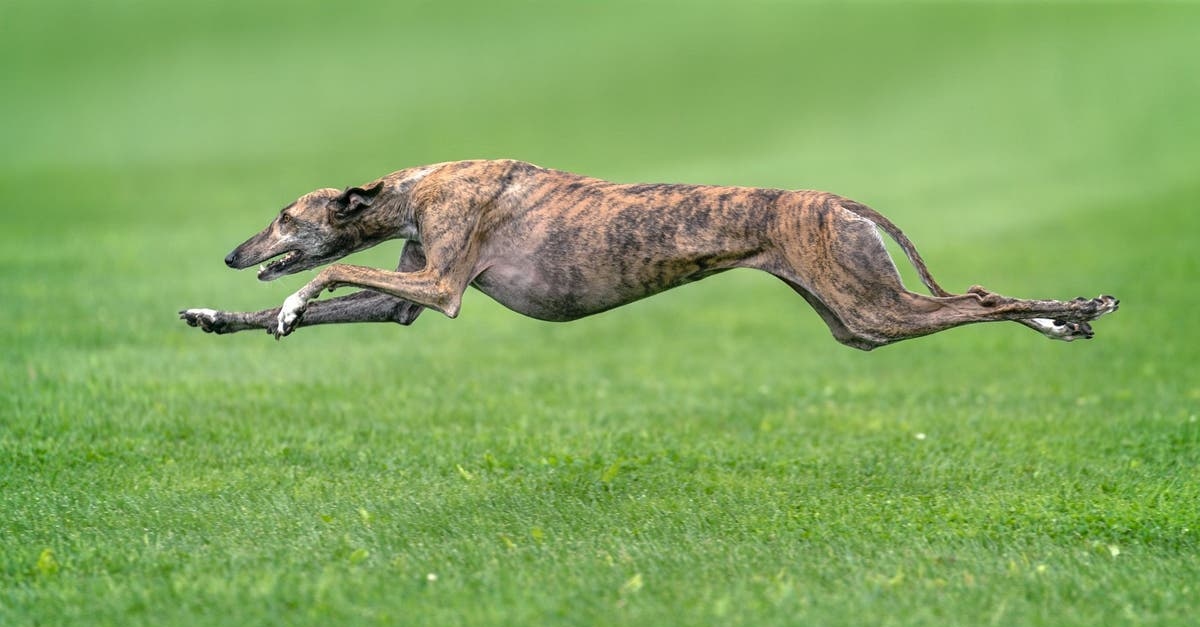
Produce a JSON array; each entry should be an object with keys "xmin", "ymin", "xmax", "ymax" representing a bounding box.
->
[{"xmin": 256, "ymin": 250, "xmax": 304, "ymax": 281}]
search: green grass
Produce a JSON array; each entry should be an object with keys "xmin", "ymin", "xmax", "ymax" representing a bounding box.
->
[{"xmin": 3, "ymin": 1, "xmax": 1199, "ymax": 625}]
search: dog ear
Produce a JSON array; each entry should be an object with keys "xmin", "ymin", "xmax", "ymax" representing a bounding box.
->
[{"xmin": 331, "ymin": 181, "xmax": 384, "ymax": 218}]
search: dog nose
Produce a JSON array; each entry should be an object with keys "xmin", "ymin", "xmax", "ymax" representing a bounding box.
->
[{"xmin": 224, "ymin": 251, "xmax": 239, "ymax": 268}]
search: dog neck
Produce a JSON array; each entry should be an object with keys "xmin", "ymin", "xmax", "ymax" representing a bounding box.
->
[{"xmin": 370, "ymin": 167, "xmax": 434, "ymax": 242}]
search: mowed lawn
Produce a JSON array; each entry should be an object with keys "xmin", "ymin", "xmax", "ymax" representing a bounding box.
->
[{"xmin": 2, "ymin": 1, "xmax": 1198, "ymax": 625}]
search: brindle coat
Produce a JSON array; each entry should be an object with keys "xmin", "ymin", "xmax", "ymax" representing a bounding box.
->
[{"xmin": 181, "ymin": 159, "xmax": 1118, "ymax": 350}]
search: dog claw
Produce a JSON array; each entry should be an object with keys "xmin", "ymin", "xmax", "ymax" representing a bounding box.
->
[
  {"xmin": 1091, "ymin": 294, "xmax": 1120, "ymax": 319},
  {"xmin": 1056, "ymin": 320, "xmax": 1093, "ymax": 338}
]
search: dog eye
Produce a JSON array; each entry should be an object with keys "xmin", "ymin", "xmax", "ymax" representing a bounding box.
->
[{"xmin": 279, "ymin": 213, "xmax": 292, "ymax": 225}]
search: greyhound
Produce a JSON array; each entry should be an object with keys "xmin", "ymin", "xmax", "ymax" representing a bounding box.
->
[{"xmin": 181, "ymin": 159, "xmax": 1118, "ymax": 350}]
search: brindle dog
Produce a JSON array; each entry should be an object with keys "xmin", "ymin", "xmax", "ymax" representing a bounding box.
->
[{"xmin": 181, "ymin": 159, "xmax": 1118, "ymax": 350}]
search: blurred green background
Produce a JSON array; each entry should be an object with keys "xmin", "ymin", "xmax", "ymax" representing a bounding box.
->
[
  {"xmin": 3, "ymin": 1, "xmax": 1197, "ymax": 308},
  {"xmin": 3, "ymin": 1, "xmax": 1197, "ymax": 348},
  {"xmin": 2, "ymin": 1, "xmax": 1198, "ymax": 625}
]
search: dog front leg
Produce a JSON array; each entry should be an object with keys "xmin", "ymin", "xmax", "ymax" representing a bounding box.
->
[
  {"xmin": 182, "ymin": 291, "xmax": 424, "ymax": 335},
  {"xmin": 180, "ymin": 307, "xmax": 268, "ymax": 334},
  {"xmin": 275, "ymin": 264, "xmax": 465, "ymax": 338}
]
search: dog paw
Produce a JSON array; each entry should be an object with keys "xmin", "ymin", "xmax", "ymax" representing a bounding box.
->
[
  {"xmin": 1052, "ymin": 318, "xmax": 1094, "ymax": 341},
  {"xmin": 1078, "ymin": 294, "xmax": 1120, "ymax": 321},
  {"xmin": 1027, "ymin": 317, "xmax": 1094, "ymax": 342},
  {"xmin": 274, "ymin": 294, "xmax": 307, "ymax": 339},
  {"xmin": 180, "ymin": 308, "xmax": 226, "ymax": 334}
]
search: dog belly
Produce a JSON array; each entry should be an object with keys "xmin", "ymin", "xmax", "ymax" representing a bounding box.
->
[
  {"xmin": 471, "ymin": 259, "xmax": 711, "ymax": 322},
  {"xmin": 470, "ymin": 263, "xmax": 625, "ymax": 322}
]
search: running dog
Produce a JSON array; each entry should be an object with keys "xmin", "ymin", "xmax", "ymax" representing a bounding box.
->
[{"xmin": 181, "ymin": 159, "xmax": 1118, "ymax": 350}]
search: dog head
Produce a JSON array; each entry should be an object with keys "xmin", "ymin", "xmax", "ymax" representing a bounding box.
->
[{"xmin": 224, "ymin": 182, "xmax": 386, "ymax": 281}]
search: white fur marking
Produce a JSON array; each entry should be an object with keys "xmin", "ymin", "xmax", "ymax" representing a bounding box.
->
[
  {"xmin": 1027, "ymin": 318, "xmax": 1057, "ymax": 333},
  {"xmin": 277, "ymin": 293, "xmax": 306, "ymax": 335},
  {"xmin": 1027, "ymin": 317, "xmax": 1081, "ymax": 341}
]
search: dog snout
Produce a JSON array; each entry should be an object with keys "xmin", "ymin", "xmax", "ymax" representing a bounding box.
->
[{"xmin": 224, "ymin": 250, "xmax": 240, "ymax": 268}]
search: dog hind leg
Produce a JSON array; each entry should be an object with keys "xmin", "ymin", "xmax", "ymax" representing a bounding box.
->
[{"xmin": 768, "ymin": 205, "xmax": 1117, "ymax": 349}]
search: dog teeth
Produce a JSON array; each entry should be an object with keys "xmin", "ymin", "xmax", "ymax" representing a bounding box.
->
[{"xmin": 259, "ymin": 264, "xmax": 266, "ymax": 273}]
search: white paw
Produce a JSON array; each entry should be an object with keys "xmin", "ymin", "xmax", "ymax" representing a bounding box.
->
[
  {"xmin": 276, "ymin": 293, "xmax": 307, "ymax": 338},
  {"xmin": 180, "ymin": 308, "xmax": 223, "ymax": 333},
  {"xmin": 187, "ymin": 308, "xmax": 219, "ymax": 320},
  {"xmin": 1027, "ymin": 317, "xmax": 1093, "ymax": 341}
]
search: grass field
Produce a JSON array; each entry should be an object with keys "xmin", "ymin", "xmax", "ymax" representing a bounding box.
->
[{"xmin": 3, "ymin": 1, "xmax": 1199, "ymax": 625}]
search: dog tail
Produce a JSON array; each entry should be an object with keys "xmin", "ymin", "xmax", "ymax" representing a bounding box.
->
[{"xmin": 838, "ymin": 199, "xmax": 953, "ymax": 297}]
